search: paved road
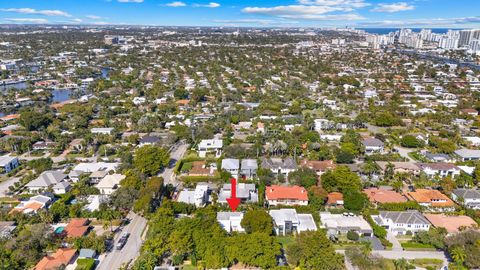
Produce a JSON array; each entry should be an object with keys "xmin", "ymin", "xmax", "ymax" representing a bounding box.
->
[
  {"xmin": 161, "ymin": 141, "xmax": 188, "ymax": 186},
  {"xmin": 97, "ymin": 212, "xmax": 147, "ymax": 270},
  {"xmin": 0, "ymin": 177, "xmax": 20, "ymax": 196}
]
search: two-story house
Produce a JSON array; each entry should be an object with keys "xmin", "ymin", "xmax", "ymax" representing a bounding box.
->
[
  {"xmin": 265, "ymin": 185, "xmax": 308, "ymax": 206},
  {"xmin": 452, "ymin": 189, "xmax": 480, "ymax": 210},
  {"xmin": 372, "ymin": 210, "xmax": 431, "ymax": 236}
]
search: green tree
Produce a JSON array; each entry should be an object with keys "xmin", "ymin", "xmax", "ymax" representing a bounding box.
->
[
  {"xmin": 400, "ymin": 135, "xmax": 423, "ymax": 148},
  {"xmin": 321, "ymin": 166, "xmax": 361, "ymax": 192},
  {"xmin": 286, "ymin": 231, "xmax": 344, "ymax": 270},
  {"xmin": 240, "ymin": 209, "xmax": 273, "ymax": 234},
  {"xmin": 344, "ymin": 190, "xmax": 368, "ymax": 211},
  {"xmin": 289, "ymin": 168, "xmax": 318, "ymax": 188},
  {"xmin": 134, "ymin": 145, "xmax": 170, "ymax": 176},
  {"xmin": 19, "ymin": 109, "xmax": 53, "ymax": 131}
]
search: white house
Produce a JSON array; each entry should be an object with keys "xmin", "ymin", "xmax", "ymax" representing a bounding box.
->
[
  {"xmin": 52, "ymin": 181, "xmax": 72, "ymax": 194},
  {"xmin": 362, "ymin": 138, "xmax": 385, "ymax": 154},
  {"xmin": 417, "ymin": 163, "xmax": 461, "ymax": 178},
  {"xmin": 73, "ymin": 162, "xmax": 119, "ymax": 173},
  {"xmin": 372, "ymin": 211, "xmax": 430, "ymax": 236},
  {"xmin": 0, "ymin": 155, "xmax": 19, "ymax": 173},
  {"xmin": 221, "ymin": 159, "xmax": 240, "ymax": 179},
  {"xmin": 464, "ymin": 137, "xmax": 480, "ymax": 147},
  {"xmin": 455, "ymin": 149, "xmax": 480, "ymax": 162},
  {"xmin": 197, "ymin": 139, "xmax": 223, "ymax": 158},
  {"xmin": 261, "ymin": 158, "xmax": 297, "ymax": 178},
  {"xmin": 177, "ymin": 182, "xmax": 212, "ymax": 207},
  {"xmin": 217, "ymin": 212, "xmax": 245, "ymax": 233},
  {"xmin": 25, "ymin": 171, "xmax": 68, "ymax": 193},
  {"xmin": 452, "ymin": 189, "xmax": 480, "ymax": 210},
  {"xmin": 95, "ymin": 174, "xmax": 126, "ymax": 195},
  {"xmin": 320, "ymin": 212, "xmax": 373, "ymax": 237},
  {"xmin": 269, "ymin": 209, "xmax": 317, "ymax": 236},
  {"xmin": 91, "ymin": 128, "xmax": 114, "ymax": 135}
]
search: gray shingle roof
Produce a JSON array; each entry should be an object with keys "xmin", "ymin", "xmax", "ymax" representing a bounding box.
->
[
  {"xmin": 453, "ymin": 189, "xmax": 480, "ymax": 199},
  {"xmin": 379, "ymin": 210, "xmax": 430, "ymax": 225}
]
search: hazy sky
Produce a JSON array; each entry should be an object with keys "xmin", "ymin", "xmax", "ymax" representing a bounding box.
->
[{"xmin": 0, "ymin": 0, "xmax": 479, "ymax": 28}]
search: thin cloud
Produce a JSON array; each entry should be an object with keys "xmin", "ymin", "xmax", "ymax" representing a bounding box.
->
[
  {"xmin": 166, "ymin": 1, "xmax": 187, "ymax": 7},
  {"xmin": 357, "ymin": 16, "xmax": 480, "ymax": 27},
  {"xmin": 371, "ymin": 2, "xmax": 415, "ymax": 13},
  {"xmin": 242, "ymin": 5, "xmax": 363, "ymax": 21},
  {"xmin": 213, "ymin": 19, "xmax": 299, "ymax": 25},
  {"xmin": 297, "ymin": 0, "xmax": 370, "ymax": 9},
  {"xmin": 0, "ymin": 8, "xmax": 71, "ymax": 17},
  {"xmin": 193, "ymin": 2, "xmax": 220, "ymax": 8},
  {"xmin": 5, "ymin": 18, "xmax": 49, "ymax": 24},
  {"xmin": 86, "ymin": 15, "xmax": 103, "ymax": 20},
  {"xmin": 117, "ymin": 0, "xmax": 144, "ymax": 3}
]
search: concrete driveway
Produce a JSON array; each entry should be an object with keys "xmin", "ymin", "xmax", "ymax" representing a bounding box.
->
[
  {"xmin": 394, "ymin": 146, "xmax": 416, "ymax": 162},
  {"xmin": 386, "ymin": 231, "xmax": 403, "ymax": 251}
]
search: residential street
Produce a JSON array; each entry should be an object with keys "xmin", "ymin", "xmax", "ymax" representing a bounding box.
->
[
  {"xmin": 0, "ymin": 177, "xmax": 20, "ymax": 196},
  {"xmin": 97, "ymin": 212, "xmax": 147, "ymax": 270},
  {"xmin": 161, "ymin": 141, "xmax": 188, "ymax": 186}
]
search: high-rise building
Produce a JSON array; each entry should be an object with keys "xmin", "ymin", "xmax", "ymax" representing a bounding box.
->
[{"xmin": 459, "ymin": 29, "xmax": 480, "ymax": 47}]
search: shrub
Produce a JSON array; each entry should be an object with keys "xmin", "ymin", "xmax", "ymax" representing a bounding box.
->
[
  {"xmin": 347, "ymin": 230, "xmax": 360, "ymax": 241},
  {"xmin": 76, "ymin": 258, "xmax": 95, "ymax": 270}
]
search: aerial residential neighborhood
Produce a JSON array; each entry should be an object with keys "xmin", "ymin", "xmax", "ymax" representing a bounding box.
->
[{"xmin": 0, "ymin": 0, "xmax": 480, "ymax": 270}]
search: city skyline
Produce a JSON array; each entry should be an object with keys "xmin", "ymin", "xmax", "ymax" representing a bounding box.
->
[{"xmin": 0, "ymin": 0, "xmax": 479, "ymax": 28}]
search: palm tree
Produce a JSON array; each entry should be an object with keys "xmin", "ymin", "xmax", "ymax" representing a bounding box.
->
[
  {"xmin": 362, "ymin": 241, "xmax": 372, "ymax": 257},
  {"xmin": 103, "ymin": 209, "xmax": 117, "ymax": 232},
  {"xmin": 450, "ymin": 246, "xmax": 466, "ymax": 264},
  {"xmin": 38, "ymin": 209, "xmax": 53, "ymax": 224},
  {"xmin": 393, "ymin": 258, "xmax": 409, "ymax": 270}
]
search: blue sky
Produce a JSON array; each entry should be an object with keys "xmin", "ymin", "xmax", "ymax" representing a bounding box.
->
[{"xmin": 0, "ymin": 0, "xmax": 479, "ymax": 28}]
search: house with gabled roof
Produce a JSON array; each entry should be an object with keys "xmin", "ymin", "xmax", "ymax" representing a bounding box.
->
[
  {"xmin": 372, "ymin": 210, "xmax": 430, "ymax": 236},
  {"xmin": 452, "ymin": 189, "xmax": 480, "ymax": 210},
  {"xmin": 25, "ymin": 171, "xmax": 68, "ymax": 193},
  {"xmin": 300, "ymin": 159, "xmax": 336, "ymax": 175},
  {"xmin": 261, "ymin": 157, "xmax": 297, "ymax": 178},
  {"xmin": 416, "ymin": 163, "xmax": 461, "ymax": 178}
]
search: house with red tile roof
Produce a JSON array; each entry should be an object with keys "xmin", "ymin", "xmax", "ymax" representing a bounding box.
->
[
  {"xmin": 299, "ymin": 159, "xmax": 336, "ymax": 176},
  {"xmin": 326, "ymin": 192, "xmax": 344, "ymax": 208},
  {"xmin": 34, "ymin": 248, "xmax": 77, "ymax": 270},
  {"xmin": 424, "ymin": 214, "xmax": 477, "ymax": 234},
  {"xmin": 64, "ymin": 218, "xmax": 89, "ymax": 238},
  {"xmin": 363, "ymin": 188, "xmax": 407, "ymax": 205},
  {"xmin": 407, "ymin": 189, "xmax": 455, "ymax": 211},
  {"xmin": 265, "ymin": 185, "xmax": 308, "ymax": 206}
]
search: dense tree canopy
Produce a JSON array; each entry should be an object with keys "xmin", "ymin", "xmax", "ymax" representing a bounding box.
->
[
  {"xmin": 286, "ymin": 231, "xmax": 344, "ymax": 270},
  {"xmin": 134, "ymin": 145, "xmax": 170, "ymax": 176},
  {"xmin": 240, "ymin": 209, "xmax": 273, "ymax": 234},
  {"xmin": 321, "ymin": 165, "xmax": 362, "ymax": 193}
]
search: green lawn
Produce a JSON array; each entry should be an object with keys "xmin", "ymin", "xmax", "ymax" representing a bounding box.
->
[
  {"xmin": 401, "ymin": 242, "xmax": 436, "ymax": 250},
  {"xmin": 410, "ymin": 258, "xmax": 443, "ymax": 269},
  {"xmin": 181, "ymin": 264, "xmax": 198, "ymax": 270},
  {"xmin": 276, "ymin": 236, "xmax": 295, "ymax": 248}
]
